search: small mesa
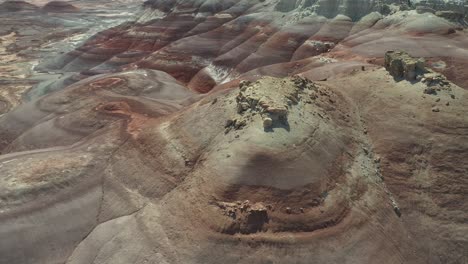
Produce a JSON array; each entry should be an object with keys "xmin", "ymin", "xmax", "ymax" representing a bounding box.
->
[{"xmin": 385, "ymin": 50, "xmax": 455, "ymax": 97}]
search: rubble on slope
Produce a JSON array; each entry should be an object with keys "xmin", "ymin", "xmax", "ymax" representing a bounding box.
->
[
  {"xmin": 420, "ymin": 72, "xmax": 452, "ymax": 95},
  {"xmin": 384, "ymin": 50, "xmax": 455, "ymax": 96},
  {"xmin": 217, "ymin": 200, "xmax": 270, "ymax": 234},
  {"xmin": 224, "ymin": 76, "xmax": 318, "ymax": 133}
]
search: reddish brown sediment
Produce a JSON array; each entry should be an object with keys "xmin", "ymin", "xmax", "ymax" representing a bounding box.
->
[{"xmin": 0, "ymin": 1, "xmax": 467, "ymax": 264}]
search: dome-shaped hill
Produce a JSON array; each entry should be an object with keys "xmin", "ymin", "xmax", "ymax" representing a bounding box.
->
[
  {"xmin": 42, "ymin": 1, "xmax": 79, "ymax": 13},
  {"xmin": 0, "ymin": 0, "xmax": 38, "ymax": 12}
]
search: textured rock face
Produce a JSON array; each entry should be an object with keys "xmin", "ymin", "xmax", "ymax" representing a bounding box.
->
[
  {"xmin": 233, "ymin": 76, "xmax": 316, "ymax": 130},
  {"xmin": 0, "ymin": 0, "xmax": 468, "ymax": 264},
  {"xmin": 217, "ymin": 200, "xmax": 269, "ymax": 234},
  {"xmin": 384, "ymin": 50, "xmax": 426, "ymax": 80},
  {"xmin": 384, "ymin": 51, "xmax": 457, "ymax": 97}
]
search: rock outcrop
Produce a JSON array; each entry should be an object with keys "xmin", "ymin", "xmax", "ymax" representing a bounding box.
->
[
  {"xmin": 227, "ymin": 76, "xmax": 317, "ymax": 132},
  {"xmin": 384, "ymin": 50, "xmax": 457, "ymax": 97},
  {"xmin": 217, "ymin": 200, "xmax": 270, "ymax": 234},
  {"xmin": 384, "ymin": 50, "xmax": 427, "ymax": 80}
]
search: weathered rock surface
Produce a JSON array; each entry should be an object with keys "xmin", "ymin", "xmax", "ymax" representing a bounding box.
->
[
  {"xmin": 230, "ymin": 76, "xmax": 316, "ymax": 131},
  {"xmin": 384, "ymin": 50, "xmax": 426, "ymax": 80},
  {"xmin": 384, "ymin": 51, "xmax": 457, "ymax": 98}
]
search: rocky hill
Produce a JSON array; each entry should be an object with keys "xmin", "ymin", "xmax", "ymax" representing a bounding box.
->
[
  {"xmin": 0, "ymin": 1, "xmax": 467, "ymax": 264},
  {"xmin": 35, "ymin": 0, "xmax": 468, "ymax": 95}
]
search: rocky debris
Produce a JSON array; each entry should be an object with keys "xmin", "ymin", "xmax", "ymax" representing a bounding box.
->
[
  {"xmin": 423, "ymin": 86, "xmax": 437, "ymax": 95},
  {"xmin": 225, "ymin": 76, "xmax": 317, "ymax": 132},
  {"xmin": 385, "ymin": 51, "xmax": 455, "ymax": 97},
  {"xmin": 217, "ymin": 200, "xmax": 269, "ymax": 234},
  {"xmin": 384, "ymin": 50, "xmax": 427, "ymax": 81},
  {"xmin": 420, "ymin": 72, "xmax": 451, "ymax": 88},
  {"xmin": 304, "ymin": 40, "xmax": 336, "ymax": 54},
  {"xmin": 420, "ymin": 72, "xmax": 452, "ymax": 95},
  {"xmin": 224, "ymin": 118, "xmax": 247, "ymax": 133}
]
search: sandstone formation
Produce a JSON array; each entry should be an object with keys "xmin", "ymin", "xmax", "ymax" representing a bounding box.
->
[
  {"xmin": 384, "ymin": 50, "xmax": 426, "ymax": 80},
  {"xmin": 0, "ymin": 0, "xmax": 467, "ymax": 264},
  {"xmin": 384, "ymin": 51, "xmax": 457, "ymax": 97},
  {"xmin": 231, "ymin": 76, "xmax": 316, "ymax": 130}
]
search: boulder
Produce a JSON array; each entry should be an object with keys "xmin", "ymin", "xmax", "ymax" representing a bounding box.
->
[{"xmin": 384, "ymin": 50, "xmax": 426, "ymax": 81}]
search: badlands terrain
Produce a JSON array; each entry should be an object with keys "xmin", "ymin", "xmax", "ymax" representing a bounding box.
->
[{"xmin": 0, "ymin": 0, "xmax": 467, "ymax": 263}]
